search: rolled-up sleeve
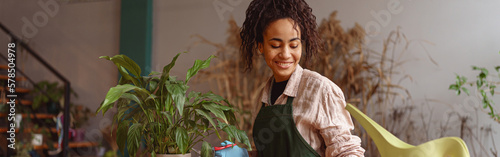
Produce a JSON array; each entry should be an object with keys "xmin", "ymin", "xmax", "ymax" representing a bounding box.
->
[{"xmin": 316, "ymin": 88, "xmax": 365, "ymax": 157}]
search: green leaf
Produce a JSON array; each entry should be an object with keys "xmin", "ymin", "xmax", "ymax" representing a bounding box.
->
[
  {"xmin": 185, "ymin": 120, "xmax": 196, "ymax": 130},
  {"xmin": 481, "ymin": 89, "xmax": 487, "ymax": 98},
  {"xmin": 118, "ymin": 66, "xmax": 140, "ymax": 86},
  {"xmin": 454, "ymin": 75, "xmax": 460, "ymax": 85},
  {"xmin": 479, "ymin": 72, "xmax": 487, "ymax": 79},
  {"xmin": 188, "ymin": 91, "xmax": 202, "ymax": 103},
  {"xmin": 121, "ymin": 93, "xmax": 143, "ymax": 106},
  {"xmin": 201, "ymin": 141, "xmax": 213, "ymax": 157},
  {"xmin": 127, "ymin": 123, "xmax": 143, "ymax": 157},
  {"xmin": 175, "ymin": 127, "xmax": 189, "ymax": 154},
  {"xmin": 217, "ymin": 121, "xmax": 240, "ymax": 145},
  {"xmin": 201, "ymin": 119, "xmax": 210, "ymax": 131},
  {"xmin": 215, "ymin": 103, "xmax": 233, "ymax": 111},
  {"xmin": 224, "ymin": 110, "xmax": 237, "ymax": 125},
  {"xmin": 101, "ymin": 55, "xmax": 142, "ymax": 86},
  {"xmin": 117, "ymin": 76, "xmax": 130, "ymax": 85},
  {"xmin": 461, "ymin": 87, "xmax": 470, "ymax": 95},
  {"xmin": 115, "ymin": 103, "xmax": 135, "ymax": 123},
  {"xmin": 481, "ymin": 68, "xmax": 489, "ymax": 76},
  {"xmin": 495, "ymin": 66, "xmax": 500, "ymax": 72},
  {"xmin": 237, "ymin": 129, "xmax": 251, "ymax": 150},
  {"xmin": 96, "ymin": 84, "xmax": 139, "ymax": 115},
  {"xmin": 145, "ymin": 94, "xmax": 157, "ymax": 103},
  {"xmin": 161, "ymin": 111, "xmax": 173, "ymax": 125},
  {"xmin": 201, "ymin": 92, "xmax": 225, "ymax": 102},
  {"xmin": 149, "ymin": 71, "xmax": 161, "ymax": 76},
  {"xmin": 103, "ymin": 55, "xmax": 142, "ymax": 78},
  {"xmin": 220, "ymin": 122, "xmax": 251, "ymax": 150},
  {"xmin": 97, "ymin": 84, "xmax": 151, "ymax": 115},
  {"xmin": 490, "ymin": 85, "xmax": 496, "ymax": 96},
  {"xmin": 195, "ymin": 109, "xmax": 217, "ymax": 130},
  {"xmin": 449, "ymin": 84, "xmax": 459, "ymax": 91},
  {"xmin": 148, "ymin": 78, "xmax": 159, "ymax": 92},
  {"xmin": 161, "ymin": 52, "xmax": 184, "ymax": 82},
  {"xmin": 165, "ymin": 91, "xmax": 173, "ymax": 114},
  {"xmin": 203, "ymin": 103, "xmax": 227, "ymax": 123},
  {"xmin": 166, "ymin": 82, "xmax": 188, "ymax": 116},
  {"xmin": 477, "ymin": 79, "xmax": 483, "ymax": 88},
  {"xmin": 99, "ymin": 56, "xmax": 111, "ymax": 60},
  {"xmin": 116, "ymin": 120, "xmax": 130, "ymax": 156},
  {"xmin": 186, "ymin": 55, "xmax": 215, "ymax": 83},
  {"xmin": 459, "ymin": 76, "xmax": 467, "ymax": 85},
  {"xmin": 197, "ymin": 124, "xmax": 208, "ymax": 133}
]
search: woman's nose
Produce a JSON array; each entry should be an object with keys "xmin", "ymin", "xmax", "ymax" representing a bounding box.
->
[{"xmin": 279, "ymin": 47, "xmax": 292, "ymax": 58}]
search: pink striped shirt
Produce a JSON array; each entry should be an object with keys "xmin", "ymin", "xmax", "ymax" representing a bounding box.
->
[{"xmin": 254, "ymin": 65, "xmax": 365, "ymax": 157}]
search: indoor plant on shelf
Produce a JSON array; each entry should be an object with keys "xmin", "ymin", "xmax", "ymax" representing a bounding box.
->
[
  {"xmin": 96, "ymin": 52, "xmax": 250, "ymax": 157},
  {"xmin": 30, "ymin": 80, "xmax": 78, "ymax": 114},
  {"xmin": 71, "ymin": 104, "xmax": 92, "ymax": 142}
]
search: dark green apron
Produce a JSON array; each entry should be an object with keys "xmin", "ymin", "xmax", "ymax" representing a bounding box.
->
[{"xmin": 253, "ymin": 97, "xmax": 321, "ymax": 157}]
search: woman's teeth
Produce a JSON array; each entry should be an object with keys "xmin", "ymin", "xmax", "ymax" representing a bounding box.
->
[{"xmin": 276, "ymin": 62, "xmax": 292, "ymax": 67}]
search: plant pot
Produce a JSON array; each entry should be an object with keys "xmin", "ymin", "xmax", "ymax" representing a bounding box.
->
[
  {"xmin": 15, "ymin": 114, "xmax": 22, "ymax": 128},
  {"xmin": 96, "ymin": 146, "xmax": 107, "ymax": 156},
  {"xmin": 73, "ymin": 128, "xmax": 85, "ymax": 142},
  {"xmin": 32, "ymin": 133, "xmax": 43, "ymax": 146},
  {"xmin": 156, "ymin": 153, "xmax": 191, "ymax": 157}
]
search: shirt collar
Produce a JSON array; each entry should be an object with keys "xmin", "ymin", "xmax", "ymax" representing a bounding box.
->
[{"xmin": 261, "ymin": 65, "xmax": 304, "ymax": 104}]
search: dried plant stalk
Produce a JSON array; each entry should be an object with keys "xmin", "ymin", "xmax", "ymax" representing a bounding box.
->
[
  {"xmin": 193, "ymin": 18, "xmax": 271, "ymax": 147},
  {"xmin": 314, "ymin": 11, "xmax": 415, "ymax": 156}
]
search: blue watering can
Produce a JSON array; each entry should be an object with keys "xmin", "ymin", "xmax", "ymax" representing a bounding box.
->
[{"xmin": 214, "ymin": 140, "xmax": 249, "ymax": 157}]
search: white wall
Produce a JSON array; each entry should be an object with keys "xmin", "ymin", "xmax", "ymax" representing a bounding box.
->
[
  {"xmin": 152, "ymin": 0, "xmax": 249, "ymax": 86},
  {"xmin": 0, "ymin": 0, "xmax": 120, "ymax": 153},
  {"xmin": 154, "ymin": 0, "xmax": 500, "ymax": 156}
]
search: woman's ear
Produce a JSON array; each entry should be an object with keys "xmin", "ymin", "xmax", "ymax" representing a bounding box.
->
[{"xmin": 258, "ymin": 43, "xmax": 263, "ymax": 54}]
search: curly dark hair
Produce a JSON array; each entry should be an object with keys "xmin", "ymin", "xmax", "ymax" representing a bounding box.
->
[{"xmin": 240, "ymin": 0, "xmax": 322, "ymax": 72}]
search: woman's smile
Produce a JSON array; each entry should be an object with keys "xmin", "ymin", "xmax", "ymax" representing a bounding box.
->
[{"xmin": 275, "ymin": 61, "xmax": 293, "ymax": 68}]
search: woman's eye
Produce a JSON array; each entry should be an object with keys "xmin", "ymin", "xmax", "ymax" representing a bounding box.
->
[
  {"xmin": 290, "ymin": 45, "xmax": 298, "ymax": 48},
  {"xmin": 271, "ymin": 45, "xmax": 280, "ymax": 48}
]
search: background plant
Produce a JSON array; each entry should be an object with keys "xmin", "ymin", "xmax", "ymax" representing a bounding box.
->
[
  {"xmin": 96, "ymin": 53, "xmax": 250, "ymax": 157},
  {"xmin": 30, "ymin": 80, "xmax": 77, "ymax": 110},
  {"xmin": 449, "ymin": 61, "xmax": 500, "ymax": 123},
  {"xmin": 71, "ymin": 104, "xmax": 92, "ymax": 129},
  {"xmin": 315, "ymin": 11, "xmax": 419, "ymax": 156}
]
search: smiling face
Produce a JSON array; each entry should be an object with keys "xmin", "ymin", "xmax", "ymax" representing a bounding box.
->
[{"xmin": 258, "ymin": 18, "xmax": 302, "ymax": 82}]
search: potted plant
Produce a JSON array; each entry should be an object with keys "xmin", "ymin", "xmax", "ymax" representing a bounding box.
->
[
  {"xmin": 30, "ymin": 81, "xmax": 78, "ymax": 114},
  {"xmin": 13, "ymin": 140, "xmax": 33, "ymax": 157},
  {"xmin": 96, "ymin": 52, "xmax": 250, "ymax": 157},
  {"xmin": 70, "ymin": 104, "xmax": 92, "ymax": 142}
]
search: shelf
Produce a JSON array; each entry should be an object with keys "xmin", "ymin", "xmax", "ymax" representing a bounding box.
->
[
  {"xmin": 0, "ymin": 113, "xmax": 55, "ymax": 119},
  {"xmin": 0, "ymin": 99, "xmax": 32, "ymax": 105},
  {"xmin": 0, "ymin": 75, "xmax": 26, "ymax": 81},
  {"xmin": 0, "ymin": 127, "xmax": 57, "ymax": 133},
  {"xmin": 0, "ymin": 86, "xmax": 31, "ymax": 93},
  {"xmin": 0, "ymin": 65, "xmax": 9, "ymax": 70},
  {"xmin": 33, "ymin": 141, "xmax": 99, "ymax": 150}
]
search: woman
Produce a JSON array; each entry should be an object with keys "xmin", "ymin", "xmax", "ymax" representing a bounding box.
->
[{"xmin": 240, "ymin": 0, "xmax": 365, "ymax": 156}]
